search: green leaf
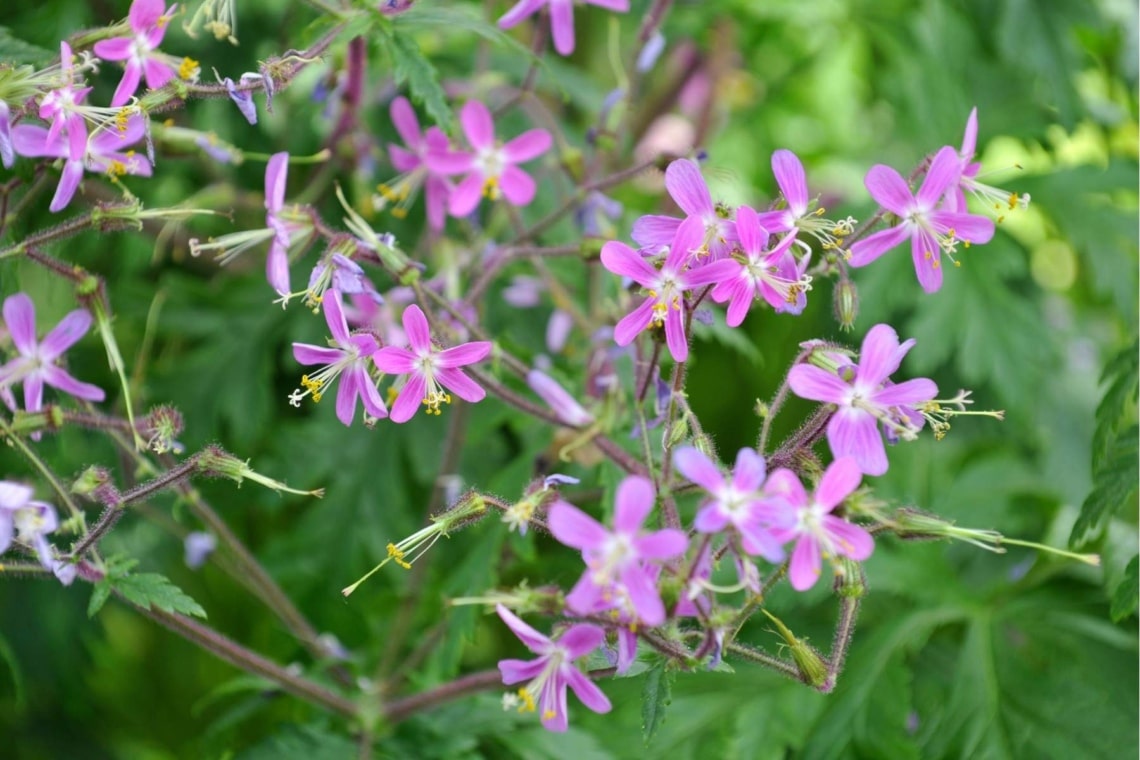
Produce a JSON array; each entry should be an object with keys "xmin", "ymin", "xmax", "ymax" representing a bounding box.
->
[
  {"xmin": 87, "ymin": 583, "xmax": 112, "ymax": 618},
  {"xmin": 641, "ymin": 658, "xmax": 675, "ymax": 744},
  {"xmin": 384, "ymin": 28, "xmax": 454, "ymax": 131},
  {"xmin": 236, "ymin": 722, "xmax": 356, "ymax": 760},
  {"xmin": 113, "ymin": 573, "xmax": 207, "ymax": 619},
  {"xmin": 1092, "ymin": 338, "xmax": 1139, "ymax": 470},
  {"xmin": 1070, "ymin": 424, "xmax": 1139, "ymax": 547},
  {"xmin": 1111, "ymin": 556, "xmax": 1138, "ymax": 622},
  {"xmin": 0, "ymin": 26, "xmax": 53, "ymax": 65}
]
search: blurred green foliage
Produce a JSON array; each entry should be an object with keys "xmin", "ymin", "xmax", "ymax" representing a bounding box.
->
[{"xmin": 0, "ymin": 0, "xmax": 1136, "ymax": 757}]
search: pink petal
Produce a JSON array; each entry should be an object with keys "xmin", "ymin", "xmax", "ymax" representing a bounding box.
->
[
  {"xmin": 960, "ymin": 107, "xmax": 978, "ymax": 159},
  {"xmin": 93, "ymin": 37, "xmax": 133, "ymax": 60},
  {"xmin": 823, "ymin": 515, "xmax": 874, "ymax": 561},
  {"xmin": 771, "ymin": 149, "xmax": 809, "ymax": 216},
  {"xmin": 734, "ymin": 204, "xmax": 768, "ymax": 255},
  {"xmin": 425, "ymin": 176, "xmax": 450, "ymax": 229},
  {"xmin": 495, "ymin": 603, "xmax": 552, "ymax": 653},
  {"xmin": 815, "ymin": 457, "xmax": 862, "ymax": 511},
  {"xmin": 910, "ymin": 228, "xmax": 943, "ymax": 293},
  {"xmin": 38, "ymin": 309, "xmax": 92, "ymax": 360},
  {"xmin": 863, "ymin": 164, "xmax": 914, "ymax": 216},
  {"xmin": 549, "ymin": 0, "xmax": 576, "ymax": 55},
  {"xmin": 499, "ymin": 165, "xmax": 536, "ymax": 206},
  {"xmin": 633, "ymin": 528, "xmax": 686, "ymax": 560},
  {"xmin": 731, "ymin": 448, "xmax": 766, "ymax": 491},
  {"xmin": 600, "ymin": 241, "xmax": 657, "ymax": 285},
  {"xmin": 265, "ymin": 152, "xmax": 289, "ymax": 212},
  {"xmin": 929, "ymin": 211, "xmax": 994, "ymax": 244},
  {"xmin": 630, "ymin": 214, "xmax": 680, "ymax": 249},
  {"xmin": 436, "ymin": 341, "xmax": 491, "ymax": 369},
  {"xmin": 527, "ymin": 370, "xmax": 593, "ymax": 426},
  {"xmin": 293, "ymin": 343, "xmax": 343, "ymax": 365},
  {"xmin": 612, "ymin": 298, "xmax": 656, "ymax": 346},
  {"xmin": 49, "ymin": 160, "xmax": 85, "ymax": 213},
  {"xmin": 788, "ymin": 535, "xmax": 822, "ymax": 591},
  {"xmin": 322, "ymin": 291, "xmax": 351, "ymax": 345},
  {"xmin": 585, "ymin": 0, "xmax": 629, "ymax": 8},
  {"xmin": 3, "ymin": 294, "xmax": 37, "ymax": 355},
  {"xmin": 425, "ymin": 149, "xmax": 474, "ymax": 176},
  {"xmin": 334, "ymin": 366, "xmax": 360, "ymax": 426},
  {"xmin": 266, "ymin": 242, "xmax": 290, "ymax": 296},
  {"xmin": 872, "ymin": 377, "xmax": 937, "ymax": 407},
  {"xmin": 663, "ymin": 306, "xmax": 687, "ymax": 362},
  {"xmin": 356, "ymin": 368, "xmax": 389, "ymax": 419},
  {"xmin": 753, "ymin": 209, "xmax": 794, "ymax": 235},
  {"xmin": 23, "ymin": 372, "xmax": 44, "ymax": 412},
  {"xmin": 10, "ymin": 124, "xmax": 54, "ymax": 158},
  {"xmin": 855, "ymin": 323, "xmax": 902, "ymax": 388},
  {"xmin": 846, "ymin": 224, "xmax": 911, "ymax": 268},
  {"xmin": 664, "ymin": 158, "xmax": 713, "ymax": 217},
  {"xmin": 559, "ymin": 623, "xmax": 605, "ymax": 658},
  {"xmin": 459, "ymin": 100, "xmax": 494, "ymax": 150},
  {"xmin": 738, "ymin": 522, "xmax": 785, "ymax": 562},
  {"xmin": 142, "ymin": 59, "xmax": 175, "ymax": 91},
  {"xmin": 613, "ymin": 475, "xmax": 654, "ymax": 534},
  {"xmin": 827, "ymin": 409, "xmax": 887, "ymax": 476},
  {"xmin": 110, "ymin": 59, "xmax": 143, "ymax": 107},
  {"xmin": 694, "ymin": 505, "xmax": 729, "ymax": 533},
  {"xmin": 548, "ymin": 500, "xmax": 608, "ymax": 550},
  {"xmin": 916, "ymin": 146, "xmax": 961, "ymax": 209},
  {"xmin": 42, "ymin": 365, "xmax": 104, "ymax": 402},
  {"xmin": 565, "ymin": 572, "xmax": 604, "ymax": 614},
  {"xmin": 787, "ymin": 364, "xmax": 849, "ymax": 404},
  {"xmin": 622, "ymin": 564, "xmax": 666, "ymax": 625},
  {"xmin": 672, "ymin": 447, "xmax": 724, "ymax": 492},
  {"xmin": 565, "ymin": 667, "xmax": 612, "ymax": 715},
  {"xmin": 665, "ymin": 212, "xmax": 707, "ymax": 271},
  {"xmin": 498, "ymin": 657, "xmax": 546, "ymax": 684},
  {"xmin": 401, "ymin": 304, "xmax": 432, "ymax": 353},
  {"xmin": 765, "ymin": 468, "xmax": 807, "ymax": 509},
  {"xmin": 684, "ymin": 259, "xmax": 740, "ymax": 288},
  {"xmin": 724, "ymin": 281, "xmax": 755, "ymax": 327},
  {"xmin": 372, "ymin": 346, "xmax": 417, "ymax": 374},
  {"xmin": 436, "ymin": 367, "xmax": 485, "ymax": 403},
  {"xmin": 389, "ymin": 96, "xmax": 422, "ymax": 148},
  {"xmin": 389, "ymin": 373, "xmax": 426, "ymax": 423},
  {"xmin": 498, "ymin": 0, "xmax": 546, "ymax": 28},
  {"xmin": 448, "ymin": 173, "xmax": 484, "ymax": 217},
  {"xmin": 388, "ymin": 144, "xmax": 419, "ymax": 173},
  {"xmin": 130, "ymin": 0, "xmax": 166, "ymax": 30},
  {"xmin": 502, "ymin": 129, "xmax": 551, "ymax": 163}
]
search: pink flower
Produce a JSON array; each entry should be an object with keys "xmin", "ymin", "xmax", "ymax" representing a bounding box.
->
[
  {"xmin": 12, "ymin": 116, "xmax": 152, "ymax": 213},
  {"xmin": 495, "ymin": 604, "xmax": 611, "ymax": 732},
  {"xmin": 38, "ymin": 43, "xmax": 89, "ymax": 148},
  {"xmin": 946, "ymin": 108, "xmax": 1030, "ymax": 219},
  {"xmin": 709, "ymin": 204, "xmax": 809, "ymax": 326},
  {"xmin": 548, "ymin": 476, "xmax": 687, "ymax": 626},
  {"xmin": 426, "ymin": 100, "xmax": 551, "ymax": 217},
  {"xmin": 631, "ymin": 158, "xmax": 737, "ymax": 260},
  {"xmin": 289, "ymin": 292, "xmax": 388, "ymax": 426},
  {"xmin": 372, "ymin": 304, "xmax": 491, "ymax": 423},
  {"xmin": 847, "ymin": 146, "xmax": 995, "ymax": 293},
  {"xmin": 766, "ymin": 458, "xmax": 873, "ymax": 591},
  {"xmin": 264, "ymin": 152, "xmax": 313, "ymax": 296},
  {"xmin": 93, "ymin": 0, "xmax": 179, "ymax": 107},
  {"xmin": 787, "ymin": 324, "xmax": 937, "ymax": 476},
  {"xmin": 0, "ymin": 481, "xmax": 67, "ymax": 581},
  {"xmin": 0, "ymin": 293, "xmax": 105, "ymax": 412},
  {"xmin": 755, "ymin": 149, "xmax": 857, "ymax": 252},
  {"xmin": 602, "ymin": 216, "xmax": 737, "ymax": 362},
  {"xmin": 527, "ymin": 370, "xmax": 594, "ymax": 426},
  {"xmin": 378, "ymin": 96, "xmax": 452, "ymax": 229},
  {"xmin": 672, "ymin": 446, "xmax": 787, "ymax": 561},
  {"xmin": 498, "ymin": 0, "xmax": 631, "ymax": 56}
]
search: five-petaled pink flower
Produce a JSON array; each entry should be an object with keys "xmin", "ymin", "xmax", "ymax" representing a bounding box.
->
[
  {"xmin": 847, "ymin": 145, "xmax": 995, "ymax": 293},
  {"xmin": 0, "ymin": 481, "xmax": 67, "ymax": 581},
  {"xmin": 12, "ymin": 116, "xmax": 152, "ymax": 213},
  {"xmin": 631, "ymin": 158, "xmax": 737, "ymax": 260},
  {"xmin": 372, "ymin": 304, "xmax": 491, "ymax": 423},
  {"xmin": 710, "ymin": 203, "xmax": 808, "ymax": 326},
  {"xmin": 755, "ymin": 149, "xmax": 856, "ymax": 252},
  {"xmin": 945, "ymin": 107, "xmax": 1030, "ymax": 219},
  {"xmin": 498, "ymin": 0, "xmax": 631, "ymax": 56},
  {"xmin": 290, "ymin": 292, "xmax": 388, "ymax": 426},
  {"xmin": 602, "ymin": 217, "xmax": 737, "ymax": 362},
  {"xmin": 788, "ymin": 323, "xmax": 937, "ymax": 476},
  {"xmin": 380, "ymin": 96, "xmax": 452, "ymax": 229},
  {"xmin": 0, "ymin": 293, "xmax": 105, "ymax": 412},
  {"xmin": 93, "ymin": 0, "xmax": 180, "ymax": 107},
  {"xmin": 548, "ymin": 475, "xmax": 687, "ymax": 626},
  {"xmin": 495, "ymin": 604, "xmax": 611, "ymax": 732},
  {"xmin": 766, "ymin": 458, "xmax": 874, "ymax": 591},
  {"xmin": 673, "ymin": 446, "xmax": 787, "ymax": 561},
  {"xmin": 427, "ymin": 100, "xmax": 551, "ymax": 217}
]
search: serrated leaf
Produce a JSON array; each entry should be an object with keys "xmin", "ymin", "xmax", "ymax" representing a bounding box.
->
[
  {"xmin": 1070, "ymin": 424, "xmax": 1139, "ymax": 547},
  {"xmin": 385, "ymin": 29, "xmax": 453, "ymax": 131},
  {"xmin": 1111, "ymin": 555, "xmax": 1138, "ymax": 622},
  {"xmin": 87, "ymin": 583, "xmax": 112, "ymax": 618},
  {"xmin": 0, "ymin": 26, "xmax": 53, "ymax": 65},
  {"xmin": 641, "ymin": 659, "xmax": 675, "ymax": 744},
  {"xmin": 114, "ymin": 573, "xmax": 207, "ymax": 619},
  {"xmin": 1092, "ymin": 338, "xmax": 1138, "ymax": 469},
  {"xmin": 236, "ymin": 722, "xmax": 356, "ymax": 760}
]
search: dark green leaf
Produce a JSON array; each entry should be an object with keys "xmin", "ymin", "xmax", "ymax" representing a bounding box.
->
[
  {"xmin": 1092, "ymin": 337, "xmax": 1139, "ymax": 469},
  {"xmin": 236, "ymin": 722, "xmax": 357, "ymax": 760},
  {"xmin": 87, "ymin": 583, "xmax": 112, "ymax": 618},
  {"xmin": 0, "ymin": 26, "xmax": 53, "ymax": 65},
  {"xmin": 641, "ymin": 658, "xmax": 675, "ymax": 744},
  {"xmin": 385, "ymin": 29, "xmax": 454, "ymax": 131},
  {"xmin": 1111, "ymin": 555, "xmax": 1138, "ymax": 622},
  {"xmin": 1070, "ymin": 424, "xmax": 1139, "ymax": 547}
]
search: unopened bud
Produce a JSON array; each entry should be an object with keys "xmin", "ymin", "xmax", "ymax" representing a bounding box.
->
[
  {"xmin": 72, "ymin": 466, "xmax": 113, "ymax": 499},
  {"xmin": 693, "ymin": 432, "xmax": 716, "ymax": 460},
  {"xmin": 833, "ymin": 557, "xmax": 866, "ymax": 599},
  {"xmin": 198, "ymin": 445, "xmax": 324, "ymax": 497},
  {"xmin": 763, "ymin": 610, "xmax": 830, "ymax": 689},
  {"xmin": 833, "ymin": 278, "xmax": 858, "ymax": 332},
  {"xmin": 666, "ymin": 418, "xmax": 689, "ymax": 448}
]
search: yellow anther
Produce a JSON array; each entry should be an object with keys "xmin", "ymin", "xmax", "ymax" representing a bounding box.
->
[
  {"xmin": 178, "ymin": 57, "xmax": 200, "ymax": 80},
  {"xmin": 106, "ymin": 160, "xmax": 127, "ymax": 177},
  {"xmin": 386, "ymin": 386, "xmax": 399, "ymax": 406},
  {"xmin": 391, "ymin": 208, "xmax": 407, "ymax": 219},
  {"xmin": 483, "ymin": 176, "xmax": 501, "ymax": 200},
  {"xmin": 387, "ymin": 542, "xmax": 412, "ymax": 569},
  {"xmin": 115, "ymin": 108, "xmax": 130, "ymax": 133},
  {"xmin": 1007, "ymin": 192, "xmax": 1018, "ymax": 210},
  {"xmin": 518, "ymin": 689, "xmax": 536, "ymax": 714}
]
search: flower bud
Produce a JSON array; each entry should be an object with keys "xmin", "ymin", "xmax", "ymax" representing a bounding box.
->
[
  {"xmin": 832, "ymin": 278, "xmax": 858, "ymax": 332},
  {"xmin": 763, "ymin": 610, "xmax": 830, "ymax": 689},
  {"xmin": 833, "ymin": 557, "xmax": 866, "ymax": 599}
]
